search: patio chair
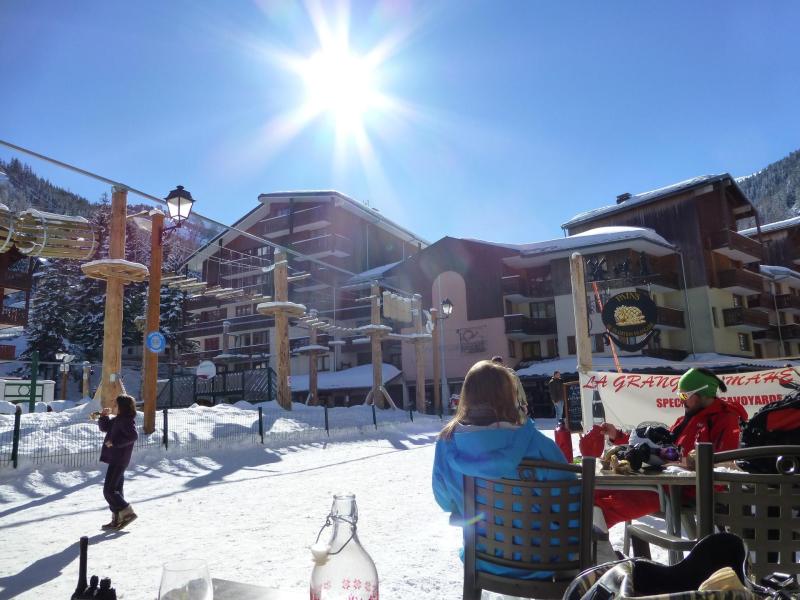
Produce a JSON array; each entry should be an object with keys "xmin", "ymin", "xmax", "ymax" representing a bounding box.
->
[
  {"xmin": 461, "ymin": 456, "xmax": 596, "ymax": 600},
  {"xmin": 694, "ymin": 443, "xmax": 800, "ymax": 582}
]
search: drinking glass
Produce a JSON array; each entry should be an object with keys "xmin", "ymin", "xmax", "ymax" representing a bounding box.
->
[{"xmin": 158, "ymin": 559, "xmax": 213, "ymax": 600}]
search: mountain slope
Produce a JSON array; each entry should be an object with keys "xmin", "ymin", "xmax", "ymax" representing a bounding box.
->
[{"xmin": 738, "ymin": 148, "xmax": 800, "ymax": 224}]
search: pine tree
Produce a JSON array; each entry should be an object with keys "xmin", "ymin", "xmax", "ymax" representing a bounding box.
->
[{"xmin": 25, "ymin": 259, "xmax": 81, "ymax": 360}]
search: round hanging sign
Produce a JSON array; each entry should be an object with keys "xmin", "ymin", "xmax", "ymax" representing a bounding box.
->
[
  {"xmin": 196, "ymin": 360, "xmax": 217, "ymax": 380},
  {"xmin": 601, "ymin": 291, "xmax": 657, "ymax": 338},
  {"xmin": 145, "ymin": 331, "xmax": 167, "ymax": 354}
]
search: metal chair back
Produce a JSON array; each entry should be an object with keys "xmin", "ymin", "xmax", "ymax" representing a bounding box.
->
[
  {"xmin": 695, "ymin": 443, "xmax": 800, "ymax": 581},
  {"xmin": 462, "ymin": 456, "xmax": 596, "ymax": 600}
]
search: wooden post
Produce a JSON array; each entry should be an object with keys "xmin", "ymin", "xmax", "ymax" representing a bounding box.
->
[
  {"xmin": 142, "ymin": 209, "xmax": 164, "ymax": 434},
  {"xmin": 413, "ymin": 294, "xmax": 426, "ymax": 413},
  {"xmin": 430, "ymin": 307, "xmax": 441, "ymax": 416},
  {"xmin": 308, "ymin": 319, "xmax": 318, "ymax": 406},
  {"xmin": 82, "ymin": 361, "xmax": 90, "ymax": 398},
  {"xmin": 274, "ymin": 251, "xmax": 291, "ymax": 410},
  {"xmin": 370, "ymin": 283, "xmax": 385, "ymax": 408},
  {"xmin": 569, "ymin": 252, "xmax": 593, "ymax": 431}
]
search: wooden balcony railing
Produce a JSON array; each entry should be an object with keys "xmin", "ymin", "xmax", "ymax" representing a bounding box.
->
[
  {"xmin": 775, "ymin": 294, "xmax": 800, "ymax": 313},
  {"xmin": 504, "ymin": 314, "xmax": 557, "ymax": 337},
  {"xmin": 722, "ymin": 307, "xmax": 770, "ymax": 330},
  {"xmin": 717, "ymin": 269, "xmax": 764, "ymax": 294},
  {"xmin": 708, "ymin": 229, "xmax": 763, "ymax": 262},
  {"xmin": 746, "ymin": 293, "xmax": 775, "ymax": 312},
  {"xmin": 0, "ymin": 306, "xmax": 27, "ymax": 327},
  {"xmin": 501, "ymin": 276, "xmax": 554, "ymax": 299},
  {"xmin": 780, "ymin": 324, "xmax": 800, "ymax": 341},
  {"xmin": 261, "ymin": 204, "xmax": 332, "ymax": 238},
  {"xmin": 655, "ymin": 306, "xmax": 685, "ymax": 329},
  {"xmin": 292, "ymin": 233, "xmax": 353, "ymax": 259}
]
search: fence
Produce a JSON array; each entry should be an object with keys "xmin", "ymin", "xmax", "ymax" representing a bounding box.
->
[{"xmin": 0, "ymin": 402, "xmax": 436, "ymax": 470}]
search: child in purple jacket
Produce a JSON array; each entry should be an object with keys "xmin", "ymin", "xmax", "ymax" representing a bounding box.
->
[{"xmin": 97, "ymin": 394, "xmax": 139, "ymax": 530}]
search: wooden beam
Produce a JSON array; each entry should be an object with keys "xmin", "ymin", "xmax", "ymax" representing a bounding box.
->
[
  {"xmin": 142, "ymin": 210, "xmax": 164, "ymax": 434},
  {"xmin": 274, "ymin": 251, "xmax": 291, "ymax": 410}
]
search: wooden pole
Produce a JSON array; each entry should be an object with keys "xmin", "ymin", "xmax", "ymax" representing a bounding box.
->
[
  {"xmin": 431, "ymin": 307, "xmax": 441, "ymax": 416},
  {"xmin": 370, "ymin": 282, "xmax": 385, "ymax": 408},
  {"xmin": 274, "ymin": 251, "xmax": 291, "ymax": 410},
  {"xmin": 569, "ymin": 252, "xmax": 593, "ymax": 431},
  {"xmin": 142, "ymin": 209, "xmax": 164, "ymax": 434},
  {"xmin": 308, "ymin": 320, "xmax": 318, "ymax": 406},
  {"xmin": 97, "ymin": 186, "xmax": 128, "ymax": 408},
  {"xmin": 413, "ymin": 294, "xmax": 426, "ymax": 413}
]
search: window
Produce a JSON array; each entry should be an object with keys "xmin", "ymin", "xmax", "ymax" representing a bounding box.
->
[
  {"xmin": 235, "ymin": 304, "xmax": 252, "ymax": 317},
  {"xmin": 252, "ymin": 331, "xmax": 265, "ymax": 346},
  {"xmin": 737, "ymin": 333, "xmax": 750, "ymax": 352},
  {"xmin": 522, "ymin": 341, "xmax": 541, "ymax": 360},
  {"xmin": 508, "ymin": 340, "xmax": 516, "ymax": 358},
  {"xmin": 316, "ymin": 355, "xmax": 330, "ymax": 372},
  {"xmin": 732, "ymin": 294, "xmax": 743, "ymax": 308},
  {"xmin": 505, "ymin": 299, "xmax": 512, "ymax": 315},
  {"xmin": 567, "ymin": 336, "xmax": 576, "ymax": 355},
  {"xmin": 529, "ymin": 301, "xmax": 555, "ymax": 319},
  {"xmin": 204, "ymin": 338, "xmax": 220, "ymax": 351},
  {"xmin": 594, "ymin": 334, "xmax": 605, "ymax": 353},
  {"xmin": 711, "ymin": 307, "xmax": 718, "ymax": 328},
  {"xmin": 546, "ymin": 338, "xmax": 558, "ymax": 358},
  {"xmin": 784, "ymin": 342, "xmax": 791, "ymax": 357}
]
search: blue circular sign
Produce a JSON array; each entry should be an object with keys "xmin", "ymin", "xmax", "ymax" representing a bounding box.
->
[{"xmin": 146, "ymin": 331, "xmax": 167, "ymax": 353}]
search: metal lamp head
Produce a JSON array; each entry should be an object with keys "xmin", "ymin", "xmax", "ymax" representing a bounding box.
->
[
  {"xmin": 164, "ymin": 185, "xmax": 194, "ymax": 225},
  {"xmin": 441, "ymin": 297, "xmax": 454, "ymax": 318}
]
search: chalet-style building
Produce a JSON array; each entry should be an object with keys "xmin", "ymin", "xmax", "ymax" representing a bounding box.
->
[
  {"xmin": 181, "ymin": 191, "xmax": 427, "ymax": 403},
  {"xmin": 741, "ymin": 215, "xmax": 800, "ymax": 269},
  {"xmin": 0, "ymin": 247, "xmax": 35, "ymax": 359}
]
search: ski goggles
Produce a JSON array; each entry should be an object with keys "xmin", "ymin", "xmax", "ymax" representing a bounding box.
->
[{"xmin": 678, "ymin": 385, "xmax": 708, "ymax": 402}]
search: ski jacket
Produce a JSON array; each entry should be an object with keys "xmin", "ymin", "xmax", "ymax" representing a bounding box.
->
[
  {"xmin": 611, "ymin": 398, "xmax": 746, "ymax": 455},
  {"xmin": 432, "ymin": 418, "xmax": 574, "ymax": 579},
  {"xmin": 98, "ymin": 414, "xmax": 138, "ymax": 467}
]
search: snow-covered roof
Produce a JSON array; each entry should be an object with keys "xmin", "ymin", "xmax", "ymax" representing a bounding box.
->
[
  {"xmin": 561, "ymin": 174, "xmax": 736, "ymax": 230},
  {"xmin": 760, "ymin": 264, "xmax": 800, "ymax": 286},
  {"xmin": 740, "ymin": 215, "xmax": 800, "ymax": 237},
  {"xmin": 288, "ymin": 363, "xmax": 401, "ymax": 392},
  {"xmin": 344, "ymin": 261, "xmax": 403, "ymax": 287}
]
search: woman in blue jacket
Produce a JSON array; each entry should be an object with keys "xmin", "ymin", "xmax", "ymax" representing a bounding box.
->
[
  {"xmin": 432, "ymin": 359, "xmax": 574, "ymax": 579},
  {"xmin": 97, "ymin": 394, "xmax": 139, "ymax": 530}
]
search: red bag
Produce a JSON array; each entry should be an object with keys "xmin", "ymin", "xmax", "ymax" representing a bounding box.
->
[
  {"xmin": 555, "ymin": 419, "xmax": 573, "ymax": 462},
  {"xmin": 579, "ymin": 424, "xmax": 605, "ymax": 458}
]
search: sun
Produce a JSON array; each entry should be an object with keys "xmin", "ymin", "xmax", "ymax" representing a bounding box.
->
[{"xmin": 299, "ymin": 45, "xmax": 380, "ymax": 129}]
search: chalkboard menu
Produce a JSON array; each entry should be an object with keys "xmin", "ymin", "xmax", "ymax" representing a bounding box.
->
[{"xmin": 564, "ymin": 381, "xmax": 583, "ymax": 432}]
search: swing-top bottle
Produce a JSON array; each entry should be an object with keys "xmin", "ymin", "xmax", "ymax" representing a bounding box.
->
[{"xmin": 310, "ymin": 493, "xmax": 378, "ymax": 600}]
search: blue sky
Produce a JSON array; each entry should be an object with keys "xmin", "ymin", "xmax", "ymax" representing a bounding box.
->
[{"xmin": 1, "ymin": 1, "xmax": 799, "ymax": 245}]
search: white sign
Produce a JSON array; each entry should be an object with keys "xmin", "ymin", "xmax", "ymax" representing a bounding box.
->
[
  {"xmin": 580, "ymin": 366, "xmax": 798, "ymax": 428},
  {"xmin": 196, "ymin": 360, "xmax": 217, "ymax": 380},
  {"xmin": 287, "ymin": 375, "xmax": 292, "ymax": 388}
]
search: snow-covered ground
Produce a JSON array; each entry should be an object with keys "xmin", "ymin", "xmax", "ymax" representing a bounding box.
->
[{"xmin": 0, "ymin": 408, "xmax": 656, "ymax": 600}]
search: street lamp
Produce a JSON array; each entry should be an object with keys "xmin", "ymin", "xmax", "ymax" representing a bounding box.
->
[
  {"xmin": 438, "ymin": 298, "xmax": 453, "ymax": 409},
  {"xmin": 164, "ymin": 185, "xmax": 195, "ymax": 231}
]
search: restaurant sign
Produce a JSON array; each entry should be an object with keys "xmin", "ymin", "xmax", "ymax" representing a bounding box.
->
[{"xmin": 601, "ymin": 290, "xmax": 658, "ymax": 351}]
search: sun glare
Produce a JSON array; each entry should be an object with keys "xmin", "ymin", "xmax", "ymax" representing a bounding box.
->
[{"xmin": 300, "ymin": 46, "xmax": 378, "ymax": 128}]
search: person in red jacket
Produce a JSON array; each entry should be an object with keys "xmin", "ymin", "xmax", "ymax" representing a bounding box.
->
[{"xmin": 595, "ymin": 368, "xmax": 747, "ymax": 529}]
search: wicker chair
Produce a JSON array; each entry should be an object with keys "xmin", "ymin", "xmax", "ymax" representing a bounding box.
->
[
  {"xmin": 695, "ymin": 443, "xmax": 800, "ymax": 582},
  {"xmin": 461, "ymin": 457, "xmax": 596, "ymax": 600}
]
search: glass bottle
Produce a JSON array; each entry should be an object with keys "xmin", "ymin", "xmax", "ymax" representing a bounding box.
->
[{"xmin": 310, "ymin": 493, "xmax": 379, "ymax": 600}]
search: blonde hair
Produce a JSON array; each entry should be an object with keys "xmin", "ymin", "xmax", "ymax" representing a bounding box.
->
[{"xmin": 439, "ymin": 360, "xmax": 522, "ymax": 439}]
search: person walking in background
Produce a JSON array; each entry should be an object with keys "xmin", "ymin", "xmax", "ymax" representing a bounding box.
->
[
  {"xmin": 548, "ymin": 371, "xmax": 564, "ymax": 420},
  {"xmin": 96, "ymin": 394, "xmax": 139, "ymax": 530},
  {"xmin": 432, "ymin": 359, "xmax": 571, "ymax": 580}
]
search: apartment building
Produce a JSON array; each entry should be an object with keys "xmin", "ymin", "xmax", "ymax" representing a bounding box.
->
[{"xmin": 180, "ymin": 191, "xmax": 427, "ymax": 400}]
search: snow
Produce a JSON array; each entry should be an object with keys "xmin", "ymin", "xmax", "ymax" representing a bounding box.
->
[
  {"xmin": 287, "ymin": 363, "xmax": 401, "ymax": 393},
  {"xmin": 293, "ymin": 344, "xmax": 329, "ymax": 354},
  {"xmin": 740, "ymin": 215, "xmax": 800, "ymax": 237},
  {"xmin": 82, "ymin": 258, "xmax": 148, "ymax": 270},
  {"xmin": 759, "ymin": 264, "xmax": 800, "ymax": 284},
  {"xmin": 19, "ymin": 208, "xmax": 90, "ymax": 224},
  {"xmin": 0, "ymin": 401, "xmax": 670, "ymax": 599}
]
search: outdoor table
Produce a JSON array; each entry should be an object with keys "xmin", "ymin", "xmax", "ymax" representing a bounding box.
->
[
  {"xmin": 212, "ymin": 578, "xmax": 306, "ymax": 600},
  {"xmin": 595, "ymin": 466, "xmax": 697, "ymax": 564}
]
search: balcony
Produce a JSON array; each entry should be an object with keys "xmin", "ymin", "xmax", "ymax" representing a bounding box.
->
[
  {"xmin": 775, "ymin": 294, "xmax": 800, "ymax": 315},
  {"xmin": 781, "ymin": 324, "xmax": 800, "ymax": 341},
  {"xmin": 752, "ymin": 328, "xmax": 780, "ymax": 344},
  {"xmin": 292, "ymin": 234, "xmax": 353, "ymax": 261},
  {"xmin": 504, "ymin": 314, "xmax": 557, "ymax": 339},
  {"xmin": 0, "ymin": 344, "xmax": 16, "ymax": 360},
  {"xmin": 655, "ymin": 306, "xmax": 685, "ymax": 330},
  {"xmin": 746, "ymin": 293, "xmax": 775, "ymax": 313},
  {"xmin": 717, "ymin": 269, "xmax": 764, "ymax": 295},
  {"xmin": 261, "ymin": 204, "xmax": 332, "ymax": 239},
  {"xmin": 722, "ymin": 307, "xmax": 770, "ymax": 331},
  {"xmin": 0, "ymin": 269, "xmax": 33, "ymax": 291},
  {"xmin": 0, "ymin": 306, "xmax": 27, "ymax": 327},
  {"xmin": 501, "ymin": 276, "xmax": 554, "ymax": 301},
  {"xmin": 708, "ymin": 229, "xmax": 763, "ymax": 262}
]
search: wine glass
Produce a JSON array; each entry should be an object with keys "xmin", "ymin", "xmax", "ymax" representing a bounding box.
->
[{"xmin": 158, "ymin": 559, "xmax": 213, "ymax": 600}]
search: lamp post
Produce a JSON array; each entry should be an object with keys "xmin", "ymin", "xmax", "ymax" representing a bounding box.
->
[
  {"xmin": 142, "ymin": 186, "xmax": 195, "ymax": 434},
  {"xmin": 438, "ymin": 297, "xmax": 453, "ymax": 413}
]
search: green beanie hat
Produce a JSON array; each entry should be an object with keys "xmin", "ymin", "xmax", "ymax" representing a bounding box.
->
[{"xmin": 678, "ymin": 368, "xmax": 719, "ymax": 397}]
